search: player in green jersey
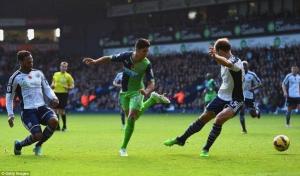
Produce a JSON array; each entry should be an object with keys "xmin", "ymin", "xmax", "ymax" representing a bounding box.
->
[
  {"xmin": 203, "ymin": 73, "xmax": 217, "ymax": 105},
  {"xmin": 83, "ymin": 38, "xmax": 170, "ymax": 156}
]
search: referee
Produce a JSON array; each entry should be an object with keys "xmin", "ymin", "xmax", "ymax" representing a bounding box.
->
[{"xmin": 51, "ymin": 61, "xmax": 74, "ymax": 131}]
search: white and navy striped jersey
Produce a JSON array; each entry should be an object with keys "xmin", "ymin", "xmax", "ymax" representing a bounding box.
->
[
  {"xmin": 282, "ymin": 73, "xmax": 300, "ymax": 98},
  {"xmin": 243, "ymin": 71, "xmax": 261, "ymax": 99},
  {"xmin": 6, "ymin": 69, "xmax": 57, "ymax": 117},
  {"xmin": 218, "ymin": 56, "xmax": 245, "ymax": 102},
  {"xmin": 113, "ymin": 72, "xmax": 123, "ymax": 86}
]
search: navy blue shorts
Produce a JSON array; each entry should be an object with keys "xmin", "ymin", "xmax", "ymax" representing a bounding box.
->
[
  {"xmin": 21, "ymin": 106, "xmax": 57, "ymax": 134},
  {"xmin": 206, "ymin": 96, "xmax": 244, "ymax": 115},
  {"xmin": 244, "ymin": 98, "xmax": 255, "ymax": 109},
  {"xmin": 286, "ymin": 97, "xmax": 300, "ymax": 107}
]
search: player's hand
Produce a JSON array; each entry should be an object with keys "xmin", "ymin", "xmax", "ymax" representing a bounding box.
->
[
  {"xmin": 209, "ymin": 47, "xmax": 216, "ymax": 58},
  {"xmin": 8, "ymin": 116, "xmax": 14, "ymax": 128},
  {"xmin": 140, "ymin": 89, "xmax": 150, "ymax": 96},
  {"xmin": 83, "ymin": 58, "xmax": 96, "ymax": 65},
  {"xmin": 50, "ymin": 98, "xmax": 59, "ymax": 108}
]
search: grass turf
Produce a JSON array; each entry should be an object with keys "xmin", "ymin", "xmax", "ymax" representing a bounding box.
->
[{"xmin": 0, "ymin": 113, "xmax": 299, "ymax": 176}]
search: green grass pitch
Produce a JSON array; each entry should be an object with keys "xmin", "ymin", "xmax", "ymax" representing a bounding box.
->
[{"xmin": 0, "ymin": 113, "xmax": 299, "ymax": 176}]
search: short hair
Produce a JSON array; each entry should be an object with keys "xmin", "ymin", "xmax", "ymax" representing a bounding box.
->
[
  {"xmin": 17, "ymin": 50, "xmax": 31, "ymax": 62},
  {"xmin": 135, "ymin": 38, "xmax": 150, "ymax": 50},
  {"xmin": 214, "ymin": 38, "xmax": 231, "ymax": 52},
  {"xmin": 60, "ymin": 61, "xmax": 68, "ymax": 66}
]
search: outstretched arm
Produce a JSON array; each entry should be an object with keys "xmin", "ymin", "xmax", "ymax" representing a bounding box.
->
[{"xmin": 82, "ymin": 56, "xmax": 112, "ymax": 65}]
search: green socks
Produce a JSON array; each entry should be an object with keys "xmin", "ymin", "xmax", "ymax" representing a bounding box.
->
[
  {"xmin": 120, "ymin": 96, "xmax": 157, "ymax": 149},
  {"xmin": 121, "ymin": 118, "xmax": 135, "ymax": 149}
]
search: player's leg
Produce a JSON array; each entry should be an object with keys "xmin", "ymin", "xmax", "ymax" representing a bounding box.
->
[
  {"xmin": 60, "ymin": 93, "xmax": 68, "ymax": 131},
  {"xmin": 120, "ymin": 92, "xmax": 143, "ymax": 156},
  {"xmin": 54, "ymin": 109, "xmax": 60, "ymax": 130},
  {"xmin": 201, "ymin": 101, "xmax": 243, "ymax": 157},
  {"xmin": 239, "ymin": 105, "xmax": 247, "ymax": 134},
  {"xmin": 15, "ymin": 110, "xmax": 43, "ymax": 155},
  {"xmin": 285, "ymin": 98, "xmax": 296, "ymax": 127},
  {"xmin": 119, "ymin": 92, "xmax": 130, "ymax": 156},
  {"xmin": 34, "ymin": 106, "xmax": 58, "ymax": 155},
  {"xmin": 164, "ymin": 97, "xmax": 226, "ymax": 147},
  {"xmin": 248, "ymin": 99, "xmax": 259, "ymax": 118},
  {"xmin": 121, "ymin": 109, "xmax": 126, "ymax": 129},
  {"xmin": 136, "ymin": 92, "xmax": 170, "ymax": 119}
]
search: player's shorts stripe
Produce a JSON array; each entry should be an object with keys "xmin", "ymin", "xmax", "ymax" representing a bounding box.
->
[
  {"xmin": 29, "ymin": 124, "xmax": 41, "ymax": 132},
  {"xmin": 41, "ymin": 110, "xmax": 52, "ymax": 120}
]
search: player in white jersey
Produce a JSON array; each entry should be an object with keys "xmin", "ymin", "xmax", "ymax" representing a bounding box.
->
[
  {"xmin": 164, "ymin": 38, "xmax": 244, "ymax": 157},
  {"xmin": 6, "ymin": 50, "xmax": 59, "ymax": 156},
  {"xmin": 282, "ymin": 65, "xmax": 300, "ymax": 127},
  {"xmin": 113, "ymin": 72, "xmax": 126, "ymax": 129},
  {"xmin": 239, "ymin": 61, "xmax": 262, "ymax": 133}
]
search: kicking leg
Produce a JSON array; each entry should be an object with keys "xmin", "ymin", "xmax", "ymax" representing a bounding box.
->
[
  {"xmin": 164, "ymin": 111, "xmax": 215, "ymax": 146},
  {"xmin": 239, "ymin": 106, "xmax": 247, "ymax": 133},
  {"xmin": 34, "ymin": 116, "xmax": 58, "ymax": 155}
]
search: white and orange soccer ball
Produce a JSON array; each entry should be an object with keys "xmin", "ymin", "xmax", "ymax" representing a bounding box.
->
[{"xmin": 273, "ymin": 135, "xmax": 290, "ymax": 152}]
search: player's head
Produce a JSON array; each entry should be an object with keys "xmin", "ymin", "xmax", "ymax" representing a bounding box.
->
[
  {"xmin": 291, "ymin": 65, "xmax": 299, "ymax": 74},
  {"xmin": 242, "ymin": 61, "xmax": 249, "ymax": 72},
  {"xmin": 135, "ymin": 38, "xmax": 150, "ymax": 60},
  {"xmin": 214, "ymin": 38, "xmax": 231, "ymax": 57},
  {"xmin": 205, "ymin": 73, "xmax": 212, "ymax": 80},
  {"xmin": 60, "ymin": 61, "xmax": 68, "ymax": 72},
  {"xmin": 17, "ymin": 50, "xmax": 33, "ymax": 71}
]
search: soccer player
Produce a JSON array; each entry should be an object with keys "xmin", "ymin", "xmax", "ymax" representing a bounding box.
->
[
  {"xmin": 164, "ymin": 38, "xmax": 244, "ymax": 157},
  {"xmin": 239, "ymin": 61, "xmax": 262, "ymax": 134},
  {"xmin": 113, "ymin": 72, "xmax": 126, "ymax": 129},
  {"xmin": 203, "ymin": 73, "xmax": 217, "ymax": 106},
  {"xmin": 6, "ymin": 50, "xmax": 59, "ymax": 156},
  {"xmin": 282, "ymin": 65, "xmax": 300, "ymax": 127},
  {"xmin": 51, "ymin": 61, "xmax": 74, "ymax": 131},
  {"xmin": 83, "ymin": 38, "xmax": 170, "ymax": 157}
]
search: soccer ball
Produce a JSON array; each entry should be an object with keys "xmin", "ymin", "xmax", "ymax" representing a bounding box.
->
[{"xmin": 273, "ymin": 135, "xmax": 290, "ymax": 152}]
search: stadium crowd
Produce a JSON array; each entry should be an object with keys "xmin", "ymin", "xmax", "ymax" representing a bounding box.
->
[{"xmin": 0, "ymin": 45, "xmax": 299, "ymax": 113}]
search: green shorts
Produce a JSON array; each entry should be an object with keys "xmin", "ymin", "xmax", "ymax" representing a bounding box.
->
[{"xmin": 119, "ymin": 91, "xmax": 144, "ymax": 111}]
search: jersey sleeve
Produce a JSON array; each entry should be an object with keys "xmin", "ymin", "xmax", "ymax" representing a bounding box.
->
[
  {"xmin": 228, "ymin": 57, "xmax": 242, "ymax": 72},
  {"xmin": 252, "ymin": 73, "xmax": 262, "ymax": 86},
  {"xmin": 52, "ymin": 72, "xmax": 57, "ymax": 85},
  {"xmin": 110, "ymin": 52, "xmax": 130, "ymax": 62},
  {"xmin": 41, "ymin": 71, "xmax": 57, "ymax": 100},
  {"xmin": 113, "ymin": 73, "xmax": 122, "ymax": 84},
  {"xmin": 282, "ymin": 74, "xmax": 290, "ymax": 86},
  {"xmin": 6, "ymin": 74, "xmax": 19, "ymax": 117},
  {"xmin": 145, "ymin": 64, "xmax": 155, "ymax": 83}
]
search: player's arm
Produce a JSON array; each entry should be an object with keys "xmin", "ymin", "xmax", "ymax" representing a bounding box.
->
[
  {"xmin": 113, "ymin": 73, "xmax": 122, "ymax": 88},
  {"xmin": 6, "ymin": 75, "xmax": 18, "ymax": 128},
  {"xmin": 140, "ymin": 64, "xmax": 155, "ymax": 96},
  {"xmin": 65, "ymin": 74, "xmax": 75, "ymax": 90},
  {"xmin": 209, "ymin": 47, "xmax": 235, "ymax": 68},
  {"xmin": 250, "ymin": 76, "xmax": 262, "ymax": 91},
  {"xmin": 82, "ymin": 56, "xmax": 111, "ymax": 65},
  {"xmin": 113, "ymin": 80, "xmax": 122, "ymax": 88},
  {"xmin": 282, "ymin": 75, "xmax": 289, "ymax": 98},
  {"xmin": 41, "ymin": 71, "xmax": 59, "ymax": 107},
  {"xmin": 51, "ymin": 73, "xmax": 56, "ymax": 89},
  {"xmin": 83, "ymin": 52, "xmax": 128, "ymax": 66}
]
